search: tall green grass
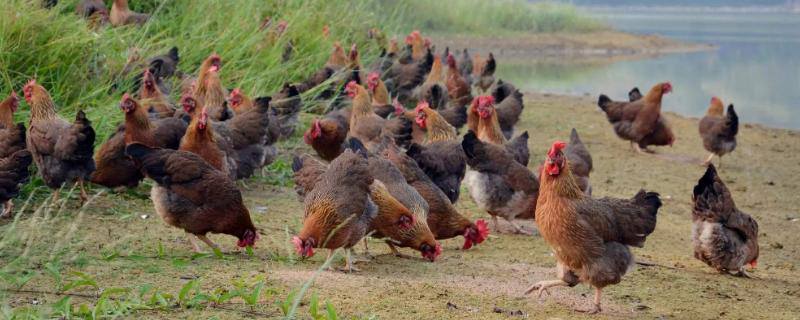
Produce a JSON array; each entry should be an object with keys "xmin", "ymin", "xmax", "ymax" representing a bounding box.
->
[
  {"xmin": 1, "ymin": 0, "xmax": 392, "ymax": 141},
  {"xmin": 374, "ymin": 0, "xmax": 607, "ymax": 35}
]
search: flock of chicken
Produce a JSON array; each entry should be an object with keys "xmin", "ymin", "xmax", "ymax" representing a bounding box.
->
[{"xmin": 0, "ymin": 2, "xmax": 760, "ymax": 315}]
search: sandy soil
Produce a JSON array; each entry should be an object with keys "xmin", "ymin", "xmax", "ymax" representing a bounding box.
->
[
  {"xmin": 2, "ymin": 90, "xmax": 799, "ymax": 319},
  {"xmin": 433, "ymin": 31, "xmax": 715, "ymax": 64}
]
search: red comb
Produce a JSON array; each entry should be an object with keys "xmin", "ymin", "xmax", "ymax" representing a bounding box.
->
[
  {"xmin": 121, "ymin": 93, "xmax": 131, "ymax": 101},
  {"xmin": 547, "ymin": 141, "xmax": 567, "ymax": 158},
  {"xmin": 415, "ymin": 101, "xmax": 429, "ymax": 113}
]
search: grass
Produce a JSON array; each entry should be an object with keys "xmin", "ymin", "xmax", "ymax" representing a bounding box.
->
[{"xmin": 373, "ymin": 0, "xmax": 608, "ymax": 35}]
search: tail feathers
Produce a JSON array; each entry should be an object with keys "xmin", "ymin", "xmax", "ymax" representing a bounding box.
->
[
  {"xmin": 633, "ymin": 189, "xmax": 663, "ymax": 215},
  {"xmin": 124, "ymin": 143, "xmax": 156, "ymax": 162},
  {"xmin": 628, "ymin": 87, "xmax": 642, "ymax": 102},
  {"xmin": 726, "ymin": 104, "xmax": 739, "ymax": 136},
  {"xmin": 254, "ymin": 96, "xmax": 272, "ymax": 111},
  {"xmin": 597, "ymin": 95, "xmax": 612, "ymax": 111},
  {"xmin": 461, "ymin": 130, "xmax": 480, "ymax": 159},
  {"xmin": 291, "ymin": 155, "xmax": 304, "ymax": 173},
  {"xmin": 693, "ymin": 164, "xmax": 719, "ymax": 200},
  {"xmin": 388, "ymin": 116, "xmax": 413, "ymax": 148},
  {"xmin": 346, "ymin": 137, "xmax": 368, "ymax": 158},
  {"xmin": 167, "ymin": 46, "xmax": 179, "ymax": 62}
]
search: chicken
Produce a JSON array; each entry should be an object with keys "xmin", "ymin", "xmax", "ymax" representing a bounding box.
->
[
  {"xmin": 0, "ymin": 92, "xmax": 32, "ymax": 218},
  {"xmin": 628, "ymin": 87, "xmax": 642, "ymax": 101},
  {"xmin": 462, "ymin": 131, "xmax": 538, "ymax": 234},
  {"xmin": 406, "ymin": 104, "xmax": 466, "ymax": 203},
  {"xmin": 376, "ymin": 137, "xmax": 488, "ymax": 249},
  {"xmin": 303, "ymin": 108, "xmax": 350, "ymax": 162},
  {"xmin": 383, "ymin": 48, "xmax": 433, "ymax": 106},
  {"xmin": 91, "ymin": 94, "xmax": 187, "ymax": 188},
  {"xmin": 490, "ymin": 80, "xmax": 524, "ymax": 139},
  {"xmin": 407, "ymin": 30, "xmax": 426, "ymax": 61},
  {"xmin": 139, "ymin": 69, "xmax": 175, "ymax": 118},
  {"xmin": 179, "ymin": 106, "xmax": 237, "ymax": 178},
  {"xmin": 416, "ymin": 56, "xmax": 449, "ymax": 109},
  {"xmin": 459, "ymin": 48, "xmax": 473, "ymax": 87},
  {"xmin": 293, "ymin": 141, "xmax": 442, "ymax": 262},
  {"xmin": 446, "ymin": 53, "xmax": 472, "ymax": 108},
  {"xmin": 194, "ymin": 53, "xmax": 232, "ymax": 121},
  {"xmin": 598, "ymin": 82, "xmax": 675, "ymax": 153},
  {"xmin": 345, "ymin": 82, "xmax": 411, "ymax": 148},
  {"xmin": 699, "ymin": 97, "xmax": 738, "ymax": 166},
  {"xmin": 474, "ymin": 53, "xmax": 496, "ymax": 93},
  {"xmin": 23, "ymin": 80, "xmax": 95, "ymax": 204},
  {"xmin": 133, "ymin": 47, "xmax": 180, "ymax": 98},
  {"xmin": 467, "ymin": 95, "xmax": 529, "ymax": 166},
  {"xmin": 125, "ymin": 143, "xmax": 258, "ymax": 252},
  {"xmin": 565, "ymin": 128, "xmax": 593, "ymax": 195},
  {"xmin": 75, "ymin": 0, "xmax": 109, "ymax": 27},
  {"xmin": 367, "ymin": 72, "xmax": 399, "ymax": 118},
  {"xmin": 292, "ymin": 147, "xmax": 376, "ymax": 272},
  {"xmin": 692, "ymin": 164, "xmax": 758, "ymax": 277},
  {"xmin": 184, "ymin": 94, "xmax": 271, "ymax": 179},
  {"xmin": 109, "ymin": 0, "xmax": 149, "ymax": 27},
  {"xmin": 527, "ymin": 141, "xmax": 662, "ymax": 314},
  {"xmin": 269, "ymin": 83, "xmax": 303, "ymax": 139}
]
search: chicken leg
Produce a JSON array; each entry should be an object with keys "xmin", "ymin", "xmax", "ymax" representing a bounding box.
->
[
  {"xmin": 1, "ymin": 201, "xmax": 12, "ymax": 219},
  {"xmin": 188, "ymin": 234, "xmax": 205, "ymax": 253},
  {"xmin": 77, "ymin": 178, "xmax": 88, "ymax": 206},
  {"xmin": 574, "ymin": 287, "xmax": 603, "ymax": 314},
  {"xmin": 503, "ymin": 217, "xmax": 533, "ymax": 235},
  {"xmin": 524, "ymin": 279, "xmax": 569, "ymax": 297},
  {"xmin": 196, "ymin": 234, "xmax": 222, "ymax": 253},
  {"xmin": 703, "ymin": 153, "xmax": 715, "ymax": 166},
  {"xmin": 338, "ymin": 248, "xmax": 361, "ymax": 273},
  {"xmin": 386, "ymin": 241, "xmax": 412, "ymax": 259}
]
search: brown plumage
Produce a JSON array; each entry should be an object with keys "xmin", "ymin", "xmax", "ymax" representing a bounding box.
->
[
  {"xmin": 462, "ymin": 131, "xmax": 538, "ymax": 234},
  {"xmin": 528, "ymin": 141, "xmax": 662, "ymax": 314},
  {"xmin": 468, "ymin": 96, "xmax": 529, "ymax": 166},
  {"xmin": 23, "ymin": 80, "xmax": 95, "ymax": 203},
  {"xmin": 139, "ymin": 69, "xmax": 175, "ymax": 118},
  {"xmin": 76, "ymin": 0, "xmax": 109, "ymax": 27},
  {"xmin": 692, "ymin": 164, "xmax": 758, "ymax": 277},
  {"xmin": 376, "ymin": 137, "xmax": 488, "ymax": 250},
  {"xmin": 194, "ymin": 54, "xmax": 231, "ymax": 121},
  {"xmin": 303, "ymin": 107, "xmax": 349, "ymax": 162},
  {"xmin": 446, "ymin": 53, "xmax": 472, "ymax": 108},
  {"xmin": 292, "ymin": 148, "xmax": 376, "ymax": 272},
  {"xmin": 475, "ymin": 53, "xmax": 496, "ymax": 93},
  {"xmin": 407, "ymin": 104, "xmax": 466, "ymax": 203},
  {"xmin": 269, "ymin": 83, "xmax": 303, "ymax": 140},
  {"xmin": 291, "ymin": 154, "xmax": 328, "ymax": 200},
  {"xmin": 699, "ymin": 97, "xmax": 738, "ymax": 166},
  {"xmin": 179, "ymin": 106, "xmax": 231, "ymax": 177},
  {"xmin": 125, "ymin": 143, "xmax": 258, "ymax": 252},
  {"xmin": 598, "ymin": 82, "xmax": 675, "ymax": 152},
  {"xmin": 490, "ymin": 80, "xmax": 524, "ymax": 139},
  {"xmin": 91, "ymin": 94, "xmax": 187, "ymax": 189},
  {"xmin": 345, "ymin": 82, "xmax": 411, "ymax": 148},
  {"xmin": 110, "ymin": 0, "xmax": 149, "ymax": 27},
  {"xmin": 565, "ymin": 128, "xmax": 593, "ymax": 195},
  {"xmin": 0, "ymin": 91, "xmax": 32, "ymax": 218}
]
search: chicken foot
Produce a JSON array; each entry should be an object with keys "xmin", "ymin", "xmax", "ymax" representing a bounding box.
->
[
  {"xmin": 337, "ymin": 248, "xmax": 361, "ymax": 273},
  {"xmin": 194, "ymin": 234, "xmax": 222, "ymax": 253},
  {"xmin": 77, "ymin": 178, "xmax": 88, "ymax": 206},
  {"xmin": 733, "ymin": 267, "xmax": 758, "ymax": 279},
  {"xmin": 0, "ymin": 201, "xmax": 12, "ymax": 219},
  {"xmin": 386, "ymin": 242, "xmax": 413, "ymax": 259},
  {"xmin": 523, "ymin": 279, "xmax": 569, "ymax": 298},
  {"xmin": 492, "ymin": 215, "xmax": 532, "ymax": 235},
  {"xmin": 575, "ymin": 287, "xmax": 602, "ymax": 314}
]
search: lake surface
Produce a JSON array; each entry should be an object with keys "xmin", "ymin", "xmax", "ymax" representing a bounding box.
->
[{"xmin": 498, "ymin": 8, "xmax": 800, "ymax": 129}]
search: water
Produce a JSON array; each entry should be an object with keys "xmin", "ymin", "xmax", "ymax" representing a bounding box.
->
[{"xmin": 497, "ymin": 8, "xmax": 800, "ymax": 129}]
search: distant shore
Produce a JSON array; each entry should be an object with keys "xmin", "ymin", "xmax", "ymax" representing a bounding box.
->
[{"xmin": 432, "ymin": 30, "xmax": 714, "ymax": 64}]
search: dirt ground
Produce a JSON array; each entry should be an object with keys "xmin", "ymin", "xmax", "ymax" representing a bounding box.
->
[{"xmin": 2, "ymin": 89, "xmax": 799, "ymax": 319}]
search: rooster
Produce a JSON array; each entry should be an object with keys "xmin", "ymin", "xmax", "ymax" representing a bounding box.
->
[
  {"xmin": 109, "ymin": 0, "xmax": 148, "ymax": 27},
  {"xmin": 23, "ymin": 80, "xmax": 96, "ymax": 204},
  {"xmin": 527, "ymin": 141, "xmax": 662, "ymax": 314},
  {"xmin": 194, "ymin": 53, "xmax": 232, "ymax": 121},
  {"xmin": 407, "ymin": 104, "xmax": 466, "ymax": 203},
  {"xmin": 692, "ymin": 164, "xmax": 758, "ymax": 277},
  {"xmin": 91, "ymin": 94, "xmax": 187, "ymax": 189},
  {"xmin": 598, "ymin": 82, "xmax": 675, "ymax": 153},
  {"xmin": 126, "ymin": 143, "xmax": 258, "ymax": 252},
  {"xmin": 0, "ymin": 92, "xmax": 32, "ymax": 218},
  {"xmin": 292, "ymin": 147, "xmax": 376, "ymax": 272},
  {"xmin": 463, "ymin": 131, "xmax": 538, "ymax": 234},
  {"xmin": 377, "ymin": 137, "xmax": 488, "ymax": 250},
  {"xmin": 699, "ymin": 97, "xmax": 738, "ymax": 167}
]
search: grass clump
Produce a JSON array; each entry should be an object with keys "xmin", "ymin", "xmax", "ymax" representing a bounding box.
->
[{"xmin": 373, "ymin": 0, "xmax": 607, "ymax": 35}]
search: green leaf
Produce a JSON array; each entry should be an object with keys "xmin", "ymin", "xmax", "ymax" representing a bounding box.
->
[
  {"xmin": 325, "ymin": 301, "xmax": 338, "ymax": 320},
  {"xmin": 61, "ymin": 271, "xmax": 98, "ymax": 291},
  {"xmin": 156, "ymin": 242, "xmax": 165, "ymax": 258},
  {"xmin": 212, "ymin": 247, "xmax": 224, "ymax": 259},
  {"xmin": 171, "ymin": 258, "xmax": 189, "ymax": 268},
  {"xmin": 245, "ymin": 246, "xmax": 254, "ymax": 256},
  {"xmin": 178, "ymin": 279, "xmax": 199, "ymax": 304},
  {"xmin": 309, "ymin": 293, "xmax": 320, "ymax": 320},
  {"xmin": 50, "ymin": 296, "xmax": 72, "ymax": 318},
  {"xmin": 43, "ymin": 261, "xmax": 62, "ymax": 290},
  {"xmin": 101, "ymin": 251, "xmax": 119, "ymax": 261}
]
